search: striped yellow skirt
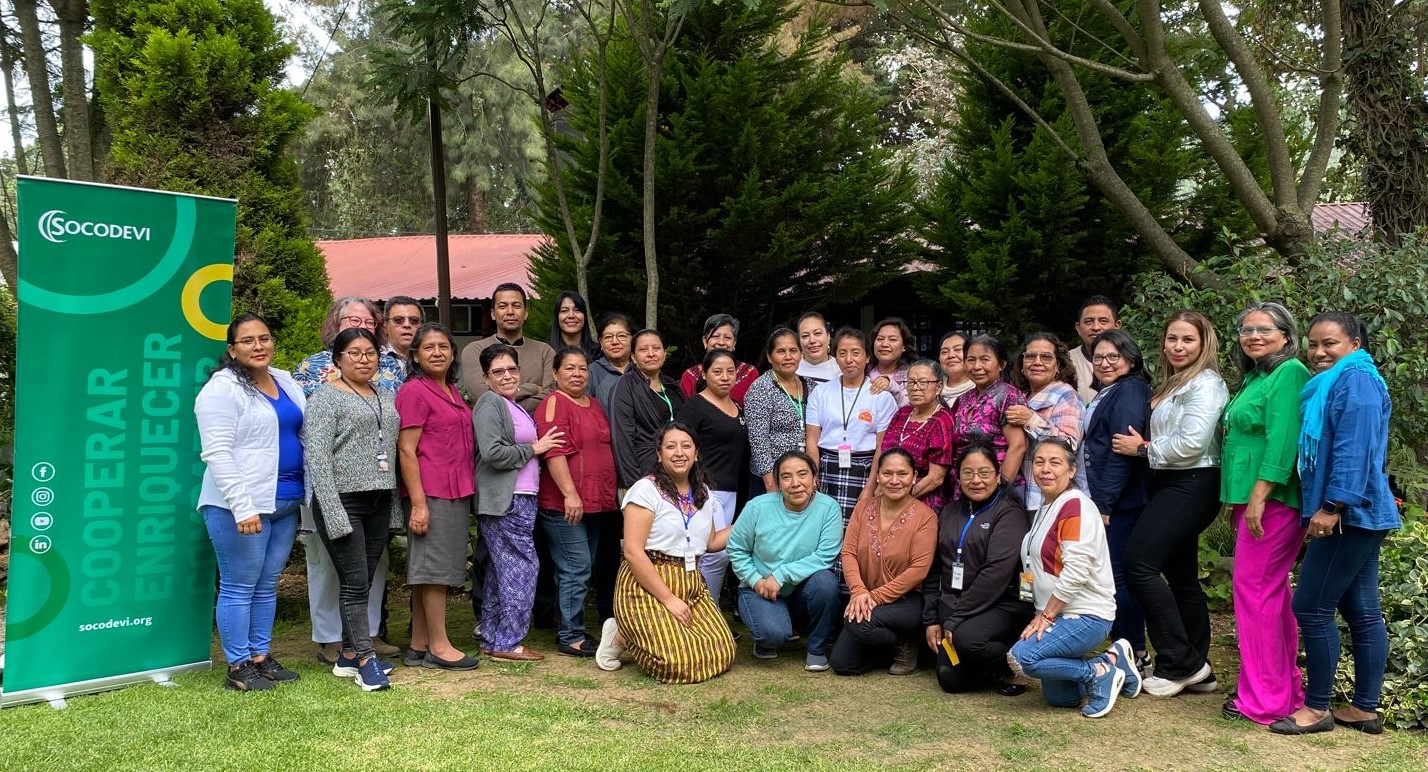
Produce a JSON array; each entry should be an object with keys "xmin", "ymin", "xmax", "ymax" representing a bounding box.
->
[{"xmin": 614, "ymin": 554, "xmax": 735, "ymax": 684}]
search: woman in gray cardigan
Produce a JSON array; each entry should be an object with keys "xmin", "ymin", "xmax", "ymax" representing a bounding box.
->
[
  {"xmin": 304, "ymin": 328, "xmax": 403, "ymax": 692},
  {"xmin": 474, "ymin": 344, "xmax": 565, "ymax": 662}
]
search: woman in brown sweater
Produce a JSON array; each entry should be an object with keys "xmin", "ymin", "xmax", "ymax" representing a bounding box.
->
[{"xmin": 831, "ymin": 449, "xmax": 939, "ymax": 676}]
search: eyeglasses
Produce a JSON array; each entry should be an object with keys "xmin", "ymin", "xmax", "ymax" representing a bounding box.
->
[
  {"xmin": 1238, "ymin": 325, "xmax": 1278, "ymax": 337},
  {"xmin": 341, "ymin": 315, "xmax": 377, "ymax": 330},
  {"xmin": 342, "ymin": 349, "xmax": 378, "ymax": 361},
  {"xmin": 601, "ymin": 332, "xmax": 631, "ymax": 342},
  {"xmin": 387, "ymin": 315, "xmax": 422, "ymax": 326},
  {"xmin": 959, "ymin": 468, "xmax": 996, "ymax": 481},
  {"xmin": 234, "ymin": 335, "xmax": 273, "ymax": 347},
  {"xmin": 1023, "ymin": 352, "xmax": 1056, "ymax": 362},
  {"xmin": 906, "ymin": 379, "xmax": 940, "ymax": 389},
  {"xmin": 1091, "ymin": 353, "xmax": 1123, "ymax": 365},
  {"xmin": 487, "ymin": 366, "xmax": 521, "ymax": 378}
]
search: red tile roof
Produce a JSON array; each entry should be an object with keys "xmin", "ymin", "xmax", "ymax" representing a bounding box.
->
[
  {"xmin": 318, "ymin": 234, "xmax": 549, "ymax": 301},
  {"xmin": 1311, "ymin": 202, "xmax": 1370, "ymax": 237}
]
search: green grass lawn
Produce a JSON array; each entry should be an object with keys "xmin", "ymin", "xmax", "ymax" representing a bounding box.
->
[{"xmin": 1, "ymin": 592, "xmax": 1425, "ymax": 771}]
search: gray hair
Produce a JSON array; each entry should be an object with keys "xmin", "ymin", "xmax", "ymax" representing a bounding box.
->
[
  {"xmin": 321, "ymin": 295, "xmax": 385, "ymax": 348},
  {"xmin": 1234, "ymin": 301, "xmax": 1299, "ymax": 374},
  {"xmin": 702, "ymin": 313, "xmax": 739, "ymax": 341},
  {"xmin": 908, "ymin": 358, "xmax": 943, "ymax": 382}
]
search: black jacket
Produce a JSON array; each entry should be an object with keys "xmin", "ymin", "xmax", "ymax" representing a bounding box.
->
[
  {"xmin": 1083, "ymin": 377, "xmax": 1151, "ymax": 515},
  {"xmin": 610, "ymin": 369, "xmax": 685, "ymax": 488},
  {"xmin": 923, "ymin": 490, "xmax": 1032, "ymax": 631}
]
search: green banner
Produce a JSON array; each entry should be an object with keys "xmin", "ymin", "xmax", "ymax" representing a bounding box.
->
[{"xmin": 2, "ymin": 177, "xmax": 236, "ymax": 707}]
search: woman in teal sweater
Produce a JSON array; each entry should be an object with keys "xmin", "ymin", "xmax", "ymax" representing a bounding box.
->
[{"xmin": 1219, "ymin": 302, "xmax": 1311, "ymax": 726}]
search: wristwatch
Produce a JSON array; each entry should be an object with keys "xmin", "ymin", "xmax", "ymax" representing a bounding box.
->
[{"xmin": 1323, "ymin": 500, "xmax": 1346, "ymax": 516}]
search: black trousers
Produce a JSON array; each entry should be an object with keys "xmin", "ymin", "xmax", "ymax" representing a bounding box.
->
[
  {"xmin": 830, "ymin": 594, "xmax": 923, "ymax": 675},
  {"xmin": 315, "ymin": 490, "xmax": 392, "ymax": 661},
  {"xmin": 591, "ymin": 509, "xmax": 623, "ymax": 621},
  {"xmin": 934, "ymin": 599, "xmax": 1033, "ymax": 693},
  {"xmin": 1124, "ymin": 466, "xmax": 1222, "ymax": 680}
]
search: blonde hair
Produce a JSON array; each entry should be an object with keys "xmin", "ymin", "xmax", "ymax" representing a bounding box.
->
[{"xmin": 1152, "ymin": 310, "xmax": 1220, "ymax": 402}]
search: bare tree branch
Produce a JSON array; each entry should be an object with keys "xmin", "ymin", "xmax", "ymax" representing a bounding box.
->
[{"xmin": 1296, "ymin": 0, "xmax": 1343, "ymax": 210}]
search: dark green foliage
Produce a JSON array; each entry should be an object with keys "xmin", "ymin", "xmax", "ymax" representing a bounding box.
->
[
  {"xmin": 530, "ymin": 1, "xmax": 915, "ymax": 364},
  {"xmin": 90, "ymin": 0, "xmax": 329, "ymax": 366}
]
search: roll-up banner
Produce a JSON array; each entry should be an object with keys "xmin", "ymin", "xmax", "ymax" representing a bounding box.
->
[{"xmin": 2, "ymin": 177, "xmax": 236, "ymax": 707}]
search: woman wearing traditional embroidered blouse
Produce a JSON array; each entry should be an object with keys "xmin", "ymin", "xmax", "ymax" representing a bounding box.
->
[
  {"xmin": 745, "ymin": 327, "xmax": 814, "ymax": 492},
  {"xmin": 832, "ymin": 450, "xmax": 938, "ymax": 677},
  {"xmin": 678, "ymin": 313, "xmax": 760, "ymax": 406},
  {"xmin": 1112, "ymin": 311, "xmax": 1227, "ymax": 697},
  {"xmin": 950, "ymin": 335, "xmax": 1028, "ymax": 491},
  {"xmin": 1006, "ymin": 332, "xmax": 1083, "ymax": 511},
  {"xmin": 880, "ymin": 359, "xmax": 957, "ymax": 515},
  {"xmin": 595, "ymin": 424, "xmax": 736, "ymax": 684}
]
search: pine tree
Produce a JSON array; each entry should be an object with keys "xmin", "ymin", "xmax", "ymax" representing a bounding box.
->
[{"xmin": 90, "ymin": 0, "xmax": 330, "ymax": 365}]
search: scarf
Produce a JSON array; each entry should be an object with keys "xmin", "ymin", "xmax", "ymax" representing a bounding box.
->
[{"xmin": 1298, "ymin": 348, "xmax": 1385, "ymax": 474}]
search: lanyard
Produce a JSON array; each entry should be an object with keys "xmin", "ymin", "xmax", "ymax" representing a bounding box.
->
[
  {"xmin": 342, "ymin": 377, "xmax": 384, "ymax": 445},
  {"xmin": 840, "ymin": 378, "xmax": 866, "ymax": 443},
  {"xmin": 776, "ymin": 377, "xmax": 805, "ymax": 422},
  {"xmin": 956, "ymin": 491, "xmax": 1001, "ymax": 562},
  {"xmin": 654, "ymin": 385, "xmax": 674, "ymax": 421},
  {"xmin": 664, "ymin": 488, "xmax": 698, "ymax": 555}
]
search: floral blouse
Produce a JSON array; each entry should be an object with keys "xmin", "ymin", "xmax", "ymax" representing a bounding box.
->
[
  {"xmin": 744, "ymin": 371, "xmax": 815, "ymax": 478},
  {"xmin": 950, "ymin": 380, "xmax": 1027, "ymax": 470},
  {"xmin": 293, "ymin": 349, "xmax": 407, "ymax": 397}
]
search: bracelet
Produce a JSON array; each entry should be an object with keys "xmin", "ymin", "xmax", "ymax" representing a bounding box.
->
[{"xmin": 1041, "ymin": 611, "xmax": 1056, "ymax": 623}]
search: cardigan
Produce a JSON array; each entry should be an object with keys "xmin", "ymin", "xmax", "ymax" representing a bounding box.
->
[
  {"xmin": 1081, "ymin": 377, "xmax": 1151, "ymax": 516},
  {"xmin": 840, "ymin": 496, "xmax": 938, "ymax": 605},
  {"xmin": 743, "ymin": 371, "xmax": 814, "ymax": 477},
  {"xmin": 923, "ymin": 491, "xmax": 1031, "ymax": 630},
  {"xmin": 1221, "ymin": 359, "xmax": 1311, "ymax": 507},
  {"xmin": 473, "ymin": 391, "xmax": 539, "ymax": 515},
  {"xmin": 196, "ymin": 368, "xmax": 308, "ymax": 521},
  {"xmin": 302, "ymin": 384, "xmax": 402, "ymax": 539}
]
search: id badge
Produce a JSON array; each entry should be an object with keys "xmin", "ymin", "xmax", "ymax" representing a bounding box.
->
[
  {"xmin": 684, "ymin": 553, "xmax": 696, "ymax": 572},
  {"xmin": 1018, "ymin": 571, "xmax": 1035, "ymax": 603},
  {"xmin": 837, "ymin": 443, "xmax": 853, "ymax": 469},
  {"xmin": 950, "ymin": 562, "xmax": 965, "ymax": 591},
  {"xmin": 376, "ymin": 451, "xmax": 390, "ymax": 473}
]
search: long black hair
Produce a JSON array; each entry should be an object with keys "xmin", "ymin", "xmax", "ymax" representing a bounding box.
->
[
  {"xmin": 1089, "ymin": 329, "xmax": 1150, "ymax": 384},
  {"xmin": 206, "ymin": 314, "xmax": 270, "ymax": 393},
  {"xmin": 549, "ymin": 290, "xmax": 598, "ymax": 359},
  {"xmin": 650, "ymin": 422, "xmax": 712, "ymax": 510}
]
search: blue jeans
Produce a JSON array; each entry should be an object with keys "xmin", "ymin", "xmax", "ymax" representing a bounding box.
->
[
  {"xmin": 1293, "ymin": 526, "xmax": 1391, "ymax": 712},
  {"xmin": 737, "ymin": 569, "xmax": 839, "ymax": 657},
  {"xmin": 538, "ymin": 508, "xmax": 596, "ymax": 645},
  {"xmin": 1105, "ymin": 512, "xmax": 1146, "ymax": 653},
  {"xmin": 1010, "ymin": 613, "xmax": 1112, "ymax": 707},
  {"xmin": 203, "ymin": 499, "xmax": 301, "ymax": 665}
]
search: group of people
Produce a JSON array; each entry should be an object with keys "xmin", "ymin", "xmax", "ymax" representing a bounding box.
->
[{"xmin": 195, "ymin": 286, "xmax": 1399, "ymax": 735}]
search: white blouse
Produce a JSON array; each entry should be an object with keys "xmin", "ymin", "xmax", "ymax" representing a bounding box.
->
[{"xmin": 622, "ymin": 477, "xmax": 721, "ymax": 557}]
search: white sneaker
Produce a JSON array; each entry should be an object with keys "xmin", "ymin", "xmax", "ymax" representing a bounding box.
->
[
  {"xmin": 596, "ymin": 617, "xmax": 624, "ymax": 671},
  {"xmin": 1143, "ymin": 661, "xmax": 1213, "ymax": 697}
]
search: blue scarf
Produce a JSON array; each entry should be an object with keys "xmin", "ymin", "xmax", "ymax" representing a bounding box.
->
[{"xmin": 1298, "ymin": 349, "xmax": 1385, "ymax": 474}]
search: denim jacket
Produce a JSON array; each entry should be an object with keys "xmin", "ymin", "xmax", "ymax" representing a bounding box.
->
[{"xmin": 1299, "ymin": 368, "xmax": 1400, "ymax": 531}]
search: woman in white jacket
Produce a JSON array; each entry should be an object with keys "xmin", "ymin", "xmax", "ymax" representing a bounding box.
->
[{"xmin": 196, "ymin": 315, "xmax": 307, "ymax": 692}]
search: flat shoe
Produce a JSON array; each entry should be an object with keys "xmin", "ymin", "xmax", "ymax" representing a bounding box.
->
[
  {"xmin": 558, "ymin": 638, "xmax": 599, "ymax": 658},
  {"xmin": 423, "ymin": 651, "xmax": 480, "ymax": 671},
  {"xmin": 1333, "ymin": 713, "xmax": 1384, "ymax": 735},
  {"xmin": 1269, "ymin": 713, "xmax": 1335, "ymax": 736},
  {"xmin": 482, "ymin": 646, "xmax": 545, "ymax": 662},
  {"xmin": 996, "ymin": 683, "xmax": 1028, "ymax": 697},
  {"xmin": 403, "ymin": 649, "xmax": 427, "ymax": 667},
  {"xmin": 1221, "ymin": 699, "xmax": 1248, "ymax": 722}
]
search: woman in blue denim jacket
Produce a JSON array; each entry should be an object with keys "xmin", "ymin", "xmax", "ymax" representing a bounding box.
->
[{"xmin": 1271, "ymin": 312, "xmax": 1400, "ymax": 736}]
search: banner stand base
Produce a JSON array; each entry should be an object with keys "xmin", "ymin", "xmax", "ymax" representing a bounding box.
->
[{"xmin": 1, "ymin": 660, "xmax": 213, "ymax": 709}]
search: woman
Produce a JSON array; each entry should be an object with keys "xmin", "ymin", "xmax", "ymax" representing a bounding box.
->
[
  {"xmin": 745, "ymin": 327, "xmax": 815, "ymax": 492},
  {"xmin": 535, "ymin": 347, "xmax": 619, "ymax": 657},
  {"xmin": 805, "ymin": 327, "xmax": 899, "ymax": 541},
  {"xmin": 610, "ymin": 329, "xmax": 685, "ymax": 489},
  {"xmin": 923, "ymin": 445, "xmax": 1034, "ymax": 694},
  {"xmin": 728, "ymin": 451, "xmax": 844, "ymax": 671},
  {"xmin": 868, "ymin": 317, "xmax": 916, "ymax": 408},
  {"xmin": 595, "ymin": 424, "xmax": 737, "ymax": 683},
  {"xmin": 588, "ymin": 313, "xmax": 634, "ymax": 418},
  {"xmin": 938, "ymin": 331, "xmax": 974, "ymax": 408},
  {"xmin": 950, "ymin": 336, "xmax": 1028, "ymax": 491},
  {"xmin": 1115, "ymin": 311, "xmax": 1227, "ymax": 697},
  {"xmin": 473, "ymin": 344, "xmax": 566, "ymax": 662},
  {"xmin": 1010, "ymin": 438, "xmax": 1141, "ymax": 717},
  {"xmin": 678, "ymin": 313, "xmax": 760, "ymax": 405},
  {"xmin": 797, "ymin": 312, "xmax": 841, "ymax": 384},
  {"xmin": 832, "ymin": 450, "xmax": 938, "ymax": 676},
  {"xmin": 1080, "ymin": 329, "xmax": 1152, "ymax": 670},
  {"xmin": 676, "ymin": 348, "xmax": 750, "ymax": 602},
  {"xmin": 1272, "ymin": 313, "xmax": 1399, "ymax": 735},
  {"xmin": 394, "ymin": 323, "xmax": 479, "ymax": 671},
  {"xmin": 304, "ymin": 327, "xmax": 404, "ymax": 692},
  {"xmin": 549, "ymin": 291, "xmax": 598, "ymax": 360},
  {"xmin": 196, "ymin": 315, "xmax": 306, "ymax": 691},
  {"xmin": 1219, "ymin": 302, "xmax": 1311, "ymax": 725},
  {"xmin": 294, "ymin": 296, "xmax": 406, "ymax": 396},
  {"xmin": 880, "ymin": 359, "xmax": 956, "ymax": 515},
  {"xmin": 1006, "ymin": 333, "xmax": 1083, "ymax": 511}
]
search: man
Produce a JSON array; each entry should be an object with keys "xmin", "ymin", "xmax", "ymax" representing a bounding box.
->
[
  {"xmin": 459, "ymin": 283, "xmax": 555, "ymax": 412},
  {"xmin": 383, "ymin": 295, "xmax": 425, "ymax": 376},
  {"xmin": 1070, "ymin": 295, "xmax": 1122, "ymax": 404}
]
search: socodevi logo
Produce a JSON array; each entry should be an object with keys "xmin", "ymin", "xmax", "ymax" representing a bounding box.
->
[{"xmin": 37, "ymin": 209, "xmax": 153, "ymax": 244}]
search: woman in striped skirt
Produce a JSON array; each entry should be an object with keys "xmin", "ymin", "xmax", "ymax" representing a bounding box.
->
[
  {"xmin": 805, "ymin": 327, "xmax": 899, "ymax": 590},
  {"xmin": 595, "ymin": 423, "xmax": 736, "ymax": 684}
]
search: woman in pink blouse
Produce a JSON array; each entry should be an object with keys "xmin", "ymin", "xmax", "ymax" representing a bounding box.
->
[
  {"xmin": 1006, "ymin": 333, "xmax": 1084, "ymax": 510},
  {"xmin": 881, "ymin": 359, "xmax": 957, "ymax": 515},
  {"xmin": 950, "ymin": 336, "xmax": 1029, "ymax": 493}
]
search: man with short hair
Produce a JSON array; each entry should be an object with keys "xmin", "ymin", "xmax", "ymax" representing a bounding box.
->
[
  {"xmin": 383, "ymin": 296, "xmax": 425, "ymax": 376},
  {"xmin": 1070, "ymin": 295, "xmax": 1122, "ymax": 404},
  {"xmin": 459, "ymin": 283, "xmax": 555, "ymax": 412}
]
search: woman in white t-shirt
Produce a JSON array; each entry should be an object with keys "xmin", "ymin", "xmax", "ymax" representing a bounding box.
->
[{"xmin": 594, "ymin": 424, "xmax": 736, "ymax": 684}]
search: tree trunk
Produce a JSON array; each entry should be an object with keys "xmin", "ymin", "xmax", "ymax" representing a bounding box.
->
[
  {"xmin": 14, "ymin": 0, "xmax": 65, "ymax": 178},
  {"xmin": 467, "ymin": 182, "xmax": 489, "ymax": 234},
  {"xmin": 0, "ymin": 202, "xmax": 16, "ymax": 289},
  {"xmin": 1, "ymin": 25, "xmax": 29, "ymax": 177},
  {"xmin": 640, "ymin": 54, "xmax": 660, "ymax": 329},
  {"xmin": 429, "ymin": 99, "xmax": 453, "ymax": 327},
  {"xmin": 50, "ymin": 0, "xmax": 93, "ymax": 181}
]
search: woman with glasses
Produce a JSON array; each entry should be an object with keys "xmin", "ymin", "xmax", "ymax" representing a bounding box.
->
[
  {"xmin": 880, "ymin": 359, "xmax": 957, "ymax": 515},
  {"xmin": 294, "ymin": 296, "xmax": 406, "ymax": 396},
  {"xmin": 304, "ymin": 328, "xmax": 404, "ymax": 691},
  {"xmin": 1006, "ymin": 333, "xmax": 1083, "ymax": 511},
  {"xmin": 1219, "ymin": 302, "xmax": 1311, "ymax": 725},
  {"xmin": 611, "ymin": 329, "xmax": 685, "ymax": 490},
  {"xmin": 585, "ymin": 312, "xmax": 635, "ymax": 621},
  {"xmin": 589, "ymin": 313, "xmax": 634, "ymax": 419}
]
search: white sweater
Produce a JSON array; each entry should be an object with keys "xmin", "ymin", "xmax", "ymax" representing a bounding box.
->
[
  {"xmin": 196, "ymin": 367, "xmax": 307, "ymax": 522},
  {"xmin": 1021, "ymin": 488, "xmax": 1117, "ymax": 620}
]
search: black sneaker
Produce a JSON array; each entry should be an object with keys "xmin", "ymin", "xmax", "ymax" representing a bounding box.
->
[
  {"xmin": 255, "ymin": 656, "xmax": 299, "ymax": 683},
  {"xmin": 225, "ymin": 661, "xmax": 276, "ymax": 692}
]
